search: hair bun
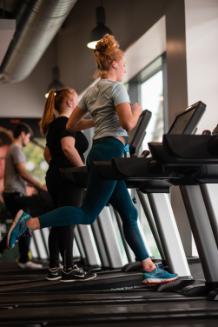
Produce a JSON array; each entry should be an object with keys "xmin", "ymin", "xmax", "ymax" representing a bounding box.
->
[
  {"xmin": 95, "ymin": 34, "xmax": 119, "ymax": 53},
  {"xmin": 94, "ymin": 34, "xmax": 123, "ymax": 78}
]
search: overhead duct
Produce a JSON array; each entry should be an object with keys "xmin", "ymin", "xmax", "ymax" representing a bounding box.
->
[
  {"xmin": 0, "ymin": 19, "xmax": 16, "ymax": 65},
  {"xmin": 0, "ymin": 0, "xmax": 77, "ymax": 83}
]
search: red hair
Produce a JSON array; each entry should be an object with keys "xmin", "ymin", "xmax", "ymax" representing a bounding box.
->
[{"xmin": 94, "ymin": 34, "xmax": 123, "ymax": 78}]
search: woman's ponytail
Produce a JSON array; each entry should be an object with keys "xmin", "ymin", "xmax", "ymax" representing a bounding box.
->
[{"xmin": 40, "ymin": 90, "xmax": 56, "ymax": 135}]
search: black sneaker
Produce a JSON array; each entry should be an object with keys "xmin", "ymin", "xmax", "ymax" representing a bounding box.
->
[
  {"xmin": 46, "ymin": 267, "xmax": 62, "ymax": 281},
  {"xmin": 61, "ymin": 264, "xmax": 97, "ymax": 283}
]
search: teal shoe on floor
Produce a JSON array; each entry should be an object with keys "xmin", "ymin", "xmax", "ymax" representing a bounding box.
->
[
  {"xmin": 7, "ymin": 210, "xmax": 31, "ymax": 248},
  {"xmin": 143, "ymin": 266, "xmax": 178, "ymax": 285}
]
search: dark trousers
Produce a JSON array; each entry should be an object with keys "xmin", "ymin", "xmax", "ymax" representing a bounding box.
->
[
  {"xmin": 46, "ymin": 167, "xmax": 84, "ymax": 269},
  {"xmin": 0, "ymin": 191, "xmax": 54, "ymax": 263}
]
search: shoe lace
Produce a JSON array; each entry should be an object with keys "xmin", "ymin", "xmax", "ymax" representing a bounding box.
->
[{"xmin": 73, "ymin": 264, "xmax": 85, "ymax": 274}]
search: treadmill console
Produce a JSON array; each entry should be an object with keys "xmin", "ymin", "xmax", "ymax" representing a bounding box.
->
[
  {"xmin": 168, "ymin": 101, "xmax": 206, "ymax": 135},
  {"xmin": 149, "ymin": 101, "xmax": 206, "ymax": 162}
]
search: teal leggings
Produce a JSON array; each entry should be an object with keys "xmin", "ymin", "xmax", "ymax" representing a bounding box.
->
[{"xmin": 39, "ymin": 137, "xmax": 149, "ymax": 261}]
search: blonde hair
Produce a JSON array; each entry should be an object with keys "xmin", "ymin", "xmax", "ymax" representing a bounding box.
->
[
  {"xmin": 94, "ymin": 34, "xmax": 123, "ymax": 78},
  {"xmin": 40, "ymin": 88, "xmax": 77, "ymax": 135}
]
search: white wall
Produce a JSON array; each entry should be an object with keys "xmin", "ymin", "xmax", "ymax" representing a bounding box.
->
[
  {"xmin": 185, "ymin": 0, "xmax": 218, "ymax": 133},
  {"xmin": 124, "ymin": 16, "xmax": 166, "ymax": 83}
]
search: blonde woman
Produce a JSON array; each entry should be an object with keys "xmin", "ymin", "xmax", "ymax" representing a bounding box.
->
[{"xmin": 7, "ymin": 35, "xmax": 177, "ymax": 285}]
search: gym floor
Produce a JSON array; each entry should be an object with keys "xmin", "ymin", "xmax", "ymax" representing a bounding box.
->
[{"xmin": 0, "ymin": 259, "xmax": 218, "ymax": 326}]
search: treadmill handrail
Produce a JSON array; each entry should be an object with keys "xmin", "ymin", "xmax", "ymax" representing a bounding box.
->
[{"xmin": 128, "ymin": 109, "xmax": 152, "ymax": 155}]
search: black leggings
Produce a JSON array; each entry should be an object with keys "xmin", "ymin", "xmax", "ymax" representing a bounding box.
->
[{"xmin": 46, "ymin": 168, "xmax": 84, "ymax": 269}]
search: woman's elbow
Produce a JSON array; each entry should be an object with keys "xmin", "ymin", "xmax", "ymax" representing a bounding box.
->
[{"xmin": 122, "ymin": 121, "xmax": 135, "ymax": 132}]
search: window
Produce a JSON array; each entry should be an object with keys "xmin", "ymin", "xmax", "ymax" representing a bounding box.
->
[
  {"xmin": 23, "ymin": 138, "xmax": 48, "ymax": 185},
  {"xmin": 128, "ymin": 55, "xmax": 167, "ymax": 151},
  {"xmin": 141, "ymin": 70, "xmax": 163, "ymax": 145}
]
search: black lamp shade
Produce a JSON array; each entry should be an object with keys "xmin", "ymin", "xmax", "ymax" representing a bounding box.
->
[{"xmin": 87, "ymin": 6, "xmax": 112, "ymax": 49}]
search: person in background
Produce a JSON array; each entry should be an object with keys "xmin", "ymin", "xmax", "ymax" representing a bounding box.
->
[
  {"xmin": 40, "ymin": 88, "xmax": 96, "ymax": 282},
  {"xmin": 7, "ymin": 34, "xmax": 178, "ymax": 285},
  {"xmin": 1, "ymin": 122, "xmax": 46, "ymax": 269},
  {"xmin": 0, "ymin": 128, "xmax": 13, "ymax": 200},
  {"xmin": 0, "ymin": 128, "xmax": 13, "ymax": 244}
]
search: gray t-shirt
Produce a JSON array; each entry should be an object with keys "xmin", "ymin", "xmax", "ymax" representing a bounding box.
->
[
  {"xmin": 4, "ymin": 144, "xmax": 26, "ymax": 194},
  {"xmin": 78, "ymin": 79, "xmax": 130, "ymax": 140}
]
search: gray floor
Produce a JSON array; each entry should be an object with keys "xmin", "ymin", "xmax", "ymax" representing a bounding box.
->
[{"xmin": 0, "ymin": 260, "xmax": 218, "ymax": 326}]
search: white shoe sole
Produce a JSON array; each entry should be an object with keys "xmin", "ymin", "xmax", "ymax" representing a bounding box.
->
[
  {"xmin": 46, "ymin": 276, "xmax": 62, "ymax": 281},
  {"xmin": 142, "ymin": 276, "xmax": 178, "ymax": 285},
  {"xmin": 61, "ymin": 274, "xmax": 97, "ymax": 283}
]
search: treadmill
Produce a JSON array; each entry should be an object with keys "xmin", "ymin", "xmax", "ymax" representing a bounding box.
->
[
  {"xmin": 147, "ymin": 101, "xmax": 218, "ymax": 299},
  {"xmin": 2, "ymin": 104, "xmax": 218, "ymax": 326}
]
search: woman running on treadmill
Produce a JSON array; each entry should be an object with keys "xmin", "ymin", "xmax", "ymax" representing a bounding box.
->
[
  {"xmin": 41, "ymin": 88, "xmax": 96, "ymax": 282},
  {"xmin": 7, "ymin": 34, "xmax": 178, "ymax": 284}
]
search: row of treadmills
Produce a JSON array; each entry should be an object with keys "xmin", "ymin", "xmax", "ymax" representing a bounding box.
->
[{"xmin": 1, "ymin": 100, "xmax": 218, "ymax": 326}]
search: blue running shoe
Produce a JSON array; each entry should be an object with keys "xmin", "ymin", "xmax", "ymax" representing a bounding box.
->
[
  {"xmin": 143, "ymin": 267, "xmax": 178, "ymax": 285},
  {"xmin": 7, "ymin": 210, "xmax": 31, "ymax": 248}
]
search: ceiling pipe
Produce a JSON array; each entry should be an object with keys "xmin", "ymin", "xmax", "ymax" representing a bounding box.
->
[{"xmin": 0, "ymin": 0, "xmax": 77, "ymax": 83}]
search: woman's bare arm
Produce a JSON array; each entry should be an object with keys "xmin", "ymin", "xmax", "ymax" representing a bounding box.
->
[
  {"xmin": 61, "ymin": 136, "xmax": 84, "ymax": 166},
  {"xmin": 75, "ymin": 118, "xmax": 95, "ymax": 131},
  {"xmin": 67, "ymin": 106, "xmax": 95, "ymax": 131},
  {"xmin": 115, "ymin": 102, "xmax": 142, "ymax": 132}
]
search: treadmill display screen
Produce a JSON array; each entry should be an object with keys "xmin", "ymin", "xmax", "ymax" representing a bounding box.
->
[{"xmin": 168, "ymin": 101, "xmax": 206, "ymax": 135}]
